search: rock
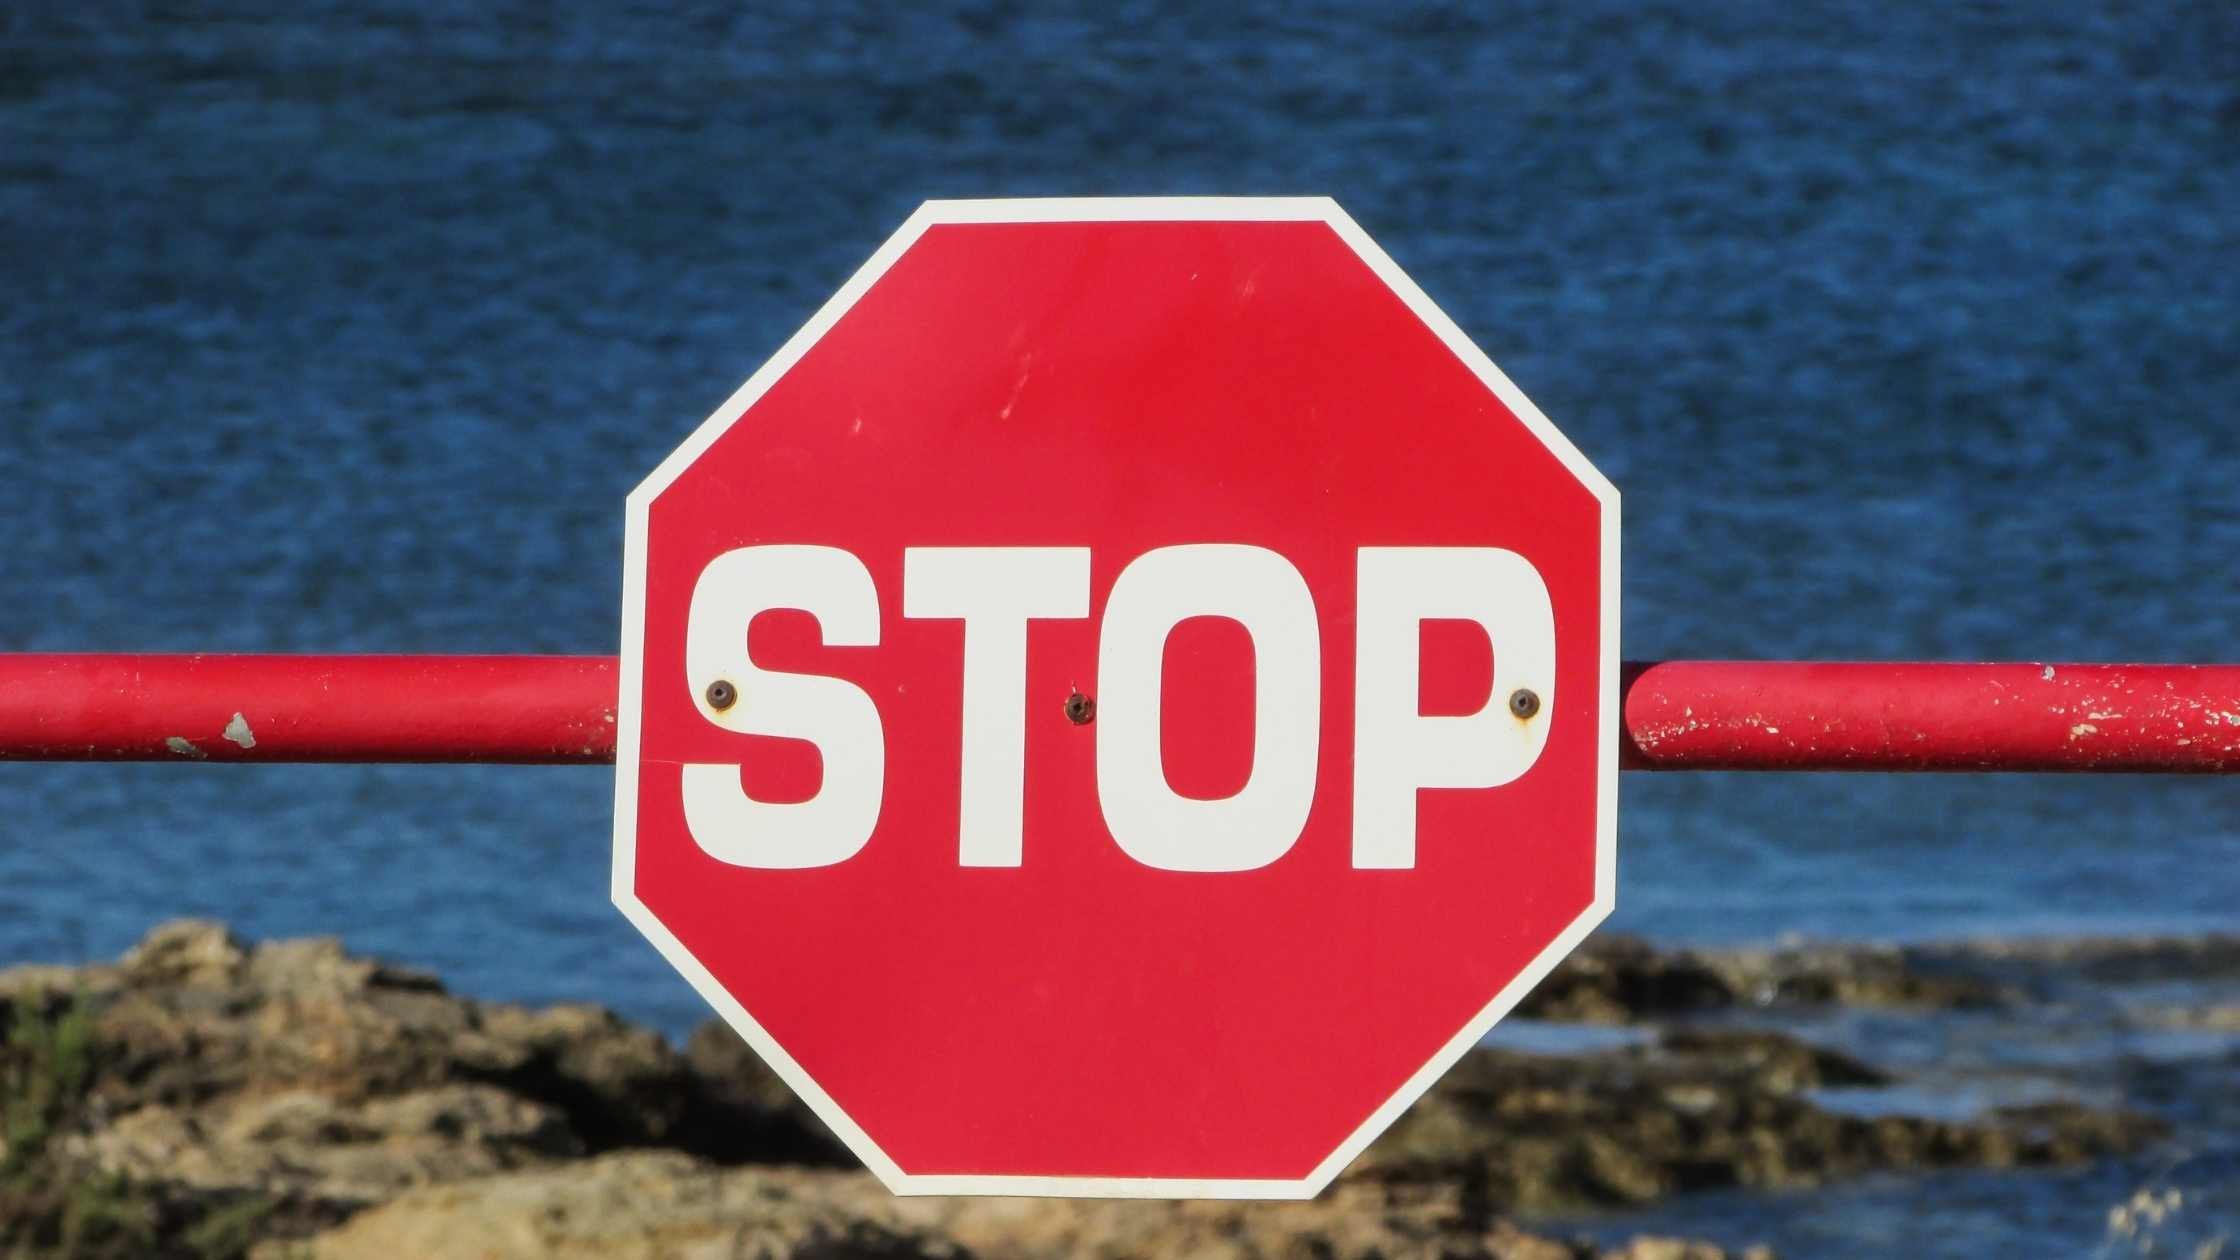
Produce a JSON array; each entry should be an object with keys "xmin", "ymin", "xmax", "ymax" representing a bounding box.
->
[
  {"xmin": 1703, "ymin": 943, "xmax": 2012, "ymax": 1012},
  {"xmin": 4, "ymin": 923, "xmax": 840, "ymax": 1163},
  {"xmin": 1651, "ymin": 1028, "xmax": 1889, "ymax": 1091},
  {"xmin": 1522, "ymin": 932, "xmax": 2240, "ymax": 1026},
  {"xmin": 260, "ymin": 1152, "xmax": 968, "ymax": 1260},
  {"xmin": 681, "ymin": 1019, "xmax": 853, "ymax": 1164},
  {"xmin": 4, "ymin": 920, "xmax": 2181, "ymax": 1258},
  {"xmin": 68, "ymin": 1083, "xmax": 581, "ymax": 1214},
  {"xmin": 0, "ymin": 921, "xmax": 845, "ymax": 1255},
  {"xmin": 119, "ymin": 919, "xmax": 248, "ymax": 990},
  {"xmin": 274, "ymin": 1151, "xmax": 1769, "ymax": 1260},
  {"xmin": 1916, "ymin": 934, "xmax": 2240, "ymax": 985},
  {"xmin": 1518, "ymin": 935, "xmax": 2012, "ymax": 1023},
  {"xmin": 2135, "ymin": 1002, "xmax": 2240, "ymax": 1032},
  {"xmin": 1607, "ymin": 1241, "xmax": 1774, "ymax": 1260},
  {"xmin": 1349, "ymin": 1031, "xmax": 2164, "ymax": 1212},
  {"xmin": 1519, "ymin": 936, "xmax": 1736, "ymax": 1023}
]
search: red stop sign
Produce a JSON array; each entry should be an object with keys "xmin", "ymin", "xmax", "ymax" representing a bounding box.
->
[{"xmin": 614, "ymin": 199, "xmax": 1618, "ymax": 1197}]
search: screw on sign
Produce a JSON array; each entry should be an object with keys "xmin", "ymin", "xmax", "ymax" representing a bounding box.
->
[{"xmin": 613, "ymin": 198, "xmax": 1619, "ymax": 1197}]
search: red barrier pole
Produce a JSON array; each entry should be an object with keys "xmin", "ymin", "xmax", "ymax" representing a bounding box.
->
[
  {"xmin": 1621, "ymin": 661, "xmax": 2240, "ymax": 772},
  {"xmin": 3, "ymin": 654, "xmax": 2239, "ymax": 771},
  {"xmin": 0, "ymin": 654, "xmax": 617, "ymax": 763}
]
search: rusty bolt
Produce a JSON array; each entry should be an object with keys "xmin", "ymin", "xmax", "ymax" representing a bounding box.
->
[
  {"xmin": 1508, "ymin": 688, "xmax": 1541, "ymax": 720},
  {"xmin": 1064, "ymin": 691, "xmax": 1096, "ymax": 725},
  {"xmin": 705, "ymin": 679, "xmax": 738, "ymax": 712}
]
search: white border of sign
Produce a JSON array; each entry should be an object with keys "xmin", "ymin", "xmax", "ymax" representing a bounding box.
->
[{"xmin": 613, "ymin": 197, "xmax": 1620, "ymax": 1199}]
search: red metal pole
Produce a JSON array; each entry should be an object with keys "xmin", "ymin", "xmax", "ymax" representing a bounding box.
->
[
  {"xmin": 1621, "ymin": 661, "xmax": 2240, "ymax": 772},
  {"xmin": 2, "ymin": 654, "xmax": 2238, "ymax": 771},
  {"xmin": 0, "ymin": 654, "xmax": 616, "ymax": 763}
]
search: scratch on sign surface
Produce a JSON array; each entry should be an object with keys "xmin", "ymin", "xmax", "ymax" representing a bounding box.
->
[
  {"xmin": 996, "ymin": 353, "xmax": 1034, "ymax": 421},
  {"xmin": 2069, "ymin": 723, "xmax": 2099, "ymax": 741}
]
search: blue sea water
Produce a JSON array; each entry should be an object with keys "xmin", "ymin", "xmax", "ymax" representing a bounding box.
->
[{"xmin": 2, "ymin": 3, "xmax": 2237, "ymax": 1252}]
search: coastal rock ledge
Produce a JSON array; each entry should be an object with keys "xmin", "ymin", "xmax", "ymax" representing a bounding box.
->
[{"xmin": 0, "ymin": 921, "xmax": 2168, "ymax": 1258}]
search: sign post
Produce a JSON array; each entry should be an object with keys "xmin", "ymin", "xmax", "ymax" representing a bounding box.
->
[{"xmin": 613, "ymin": 197, "xmax": 1624, "ymax": 1196}]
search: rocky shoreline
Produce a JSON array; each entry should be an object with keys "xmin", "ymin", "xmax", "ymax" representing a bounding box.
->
[{"xmin": 0, "ymin": 921, "xmax": 2207, "ymax": 1259}]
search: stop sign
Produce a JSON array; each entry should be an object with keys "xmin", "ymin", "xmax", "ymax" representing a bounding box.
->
[{"xmin": 614, "ymin": 198, "xmax": 1618, "ymax": 1197}]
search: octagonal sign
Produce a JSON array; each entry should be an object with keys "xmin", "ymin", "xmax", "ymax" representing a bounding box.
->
[{"xmin": 614, "ymin": 198, "xmax": 1618, "ymax": 1198}]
